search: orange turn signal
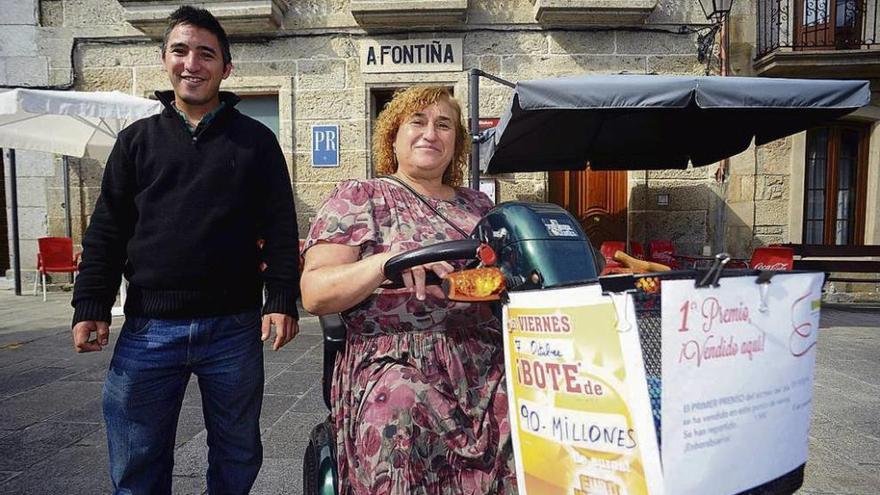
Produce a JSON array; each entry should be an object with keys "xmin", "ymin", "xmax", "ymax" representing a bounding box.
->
[{"xmin": 443, "ymin": 267, "xmax": 505, "ymax": 302}]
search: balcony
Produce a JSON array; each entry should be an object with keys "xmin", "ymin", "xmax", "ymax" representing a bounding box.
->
[
  {"xmin": 350, "ymin": 0, "xmax": 467, "ymax": 28},
  {"xmin": 532, "ymin": 0, "xmax": 657, "ymax": 27},
  {"xmin": 117, "ymin": 0, "xmax": 288, "ymax": 38},
  {"xmin": 755, "ymin": 0, "xmax": 880, "ymax": 77}
]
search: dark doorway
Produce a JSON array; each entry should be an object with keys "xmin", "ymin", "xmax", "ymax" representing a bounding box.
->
[
  {"xmin": 371, "ymin": 88, "xmax": 398, "ymax": 121},
  {"xmin": 370, "ymin": 86, "xmax": 457, "ymax": 123}
]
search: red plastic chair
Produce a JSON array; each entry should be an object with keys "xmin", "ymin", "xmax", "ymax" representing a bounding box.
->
[
  {"xmin": 647, "ymin": 240, "xmax": 679, "ymax": 269},
  {"xmin": 749, "ymin": 247, "xmax": 794, "ymax": 271},
  {"xmin": 33, "ymin": 237, "xmax": 80, "ymax": 301},
  {"xmin": 599, "ymin": 241, "xmax": 626, "ymax": 274},
  {"xmin": 629, "ymin": 241, "xmax": 645, "ymax": 260}
]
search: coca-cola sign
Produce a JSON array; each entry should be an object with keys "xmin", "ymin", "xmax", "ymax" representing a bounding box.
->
[{"xmin": 753, "ymin": 262, "xmax": 791, "ymax": 270}]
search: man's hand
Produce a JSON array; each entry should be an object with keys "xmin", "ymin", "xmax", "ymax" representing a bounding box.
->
[
  {"xmin": 261, "ymin": 313, "xmax": 298, "ymax": 351},
  {"xmin": 72, "ymin": 320, "xmax": 110, "ymax": 353}
]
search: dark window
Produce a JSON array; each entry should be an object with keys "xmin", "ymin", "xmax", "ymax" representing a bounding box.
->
[
  {"xmin": 803, "ymin": 122, "xmax": 869, "ymax": 245},
  {"xmin": 237, "ymin": 94, "xmax": 280, "ymax": 139}
]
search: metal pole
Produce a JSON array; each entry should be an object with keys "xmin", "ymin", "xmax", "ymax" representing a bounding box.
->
[
  {"xmin": 63, "ymin": 156, "xmax": 72, "ymax": 238},
  {"xmin": 6, "ymin": 149, "xmax": 22, "ymax": 295},
  {"xmin": 469, "ymin": 68, "xmax": 480, "ymax": 191},
  {"xmin": 63, "ymin": 156, "xmax": 74, "ymax": 283},
  {"xmin": 713, "ymin": 11, "xmax": 731, "ymax": 254}
]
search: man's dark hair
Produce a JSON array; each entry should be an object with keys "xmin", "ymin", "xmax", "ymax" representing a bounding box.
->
[{"xmin": 161, "ymin": 5, "xmax": 232, "ymax": 66}]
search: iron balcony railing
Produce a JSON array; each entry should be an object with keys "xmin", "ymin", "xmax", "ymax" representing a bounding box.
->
[{"xmin": 757, "ymin": 0, "xmax": 879, "ymax": 58}]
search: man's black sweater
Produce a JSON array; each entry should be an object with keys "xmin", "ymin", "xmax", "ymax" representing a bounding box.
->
[{"xmin": 72, "ymin": 91, "xmax": 300, "ymax": 324}]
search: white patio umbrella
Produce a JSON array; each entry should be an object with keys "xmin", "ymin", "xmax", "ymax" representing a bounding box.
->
[
  {"xmin": 0, "ymin": 88, "xmax": 161, "ymax": 295},
  {"xmin": 0, "ymin": 88, "xmax": 161, "ymax": 161}
]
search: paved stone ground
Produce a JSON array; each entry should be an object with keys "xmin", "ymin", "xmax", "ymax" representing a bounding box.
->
[
  {"xmin": 0, "ymin": 289, "xmax": 325, "ymax": 494},
  {"xmin": 0, "ymin": 290, "xmax": 878, "ymax": 494}
]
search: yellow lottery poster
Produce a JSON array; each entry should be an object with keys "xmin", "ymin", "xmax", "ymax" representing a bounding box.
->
[{"xmin": 503, "ymin": 285, "xmax": 663, "ymax": 495}]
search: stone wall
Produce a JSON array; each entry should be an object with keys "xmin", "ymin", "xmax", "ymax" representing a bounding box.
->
[
  {"xmin": 2, "ymin": 149, "xmax": 57, "ymax": 275},
  {"xmin": 628, "ymin": 167, "xmax": 715, "ymax": 257},
  {"xmin": 722, "ymin": 139, "xmax": 791, "ymax": 259},
  {"xmin": 0, "ymin": 0, "xmax": 48, "ymax": 87},
  {"xmin": 1, "ymin": 1, "xmax": 50, "ymax": 275}
]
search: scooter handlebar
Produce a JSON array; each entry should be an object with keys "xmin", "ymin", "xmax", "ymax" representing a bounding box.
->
[{"xmin": 382, "ymin": 239, "xmax": 482, "ymax": 286}]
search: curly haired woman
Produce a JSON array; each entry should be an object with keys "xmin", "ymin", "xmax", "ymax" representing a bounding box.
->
[{"xmin": 300, "ymin": 86, "xmax": 517, "ymax": 494}]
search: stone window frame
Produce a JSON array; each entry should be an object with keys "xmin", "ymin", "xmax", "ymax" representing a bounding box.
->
[{"xmin": 787, "ymin": 108, "xmax": 880, "ymax": 245}]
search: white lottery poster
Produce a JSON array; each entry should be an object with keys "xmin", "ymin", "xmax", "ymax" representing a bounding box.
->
[{"xmin": 661, "ymin": 273, "xmax": 823, "ymax": 495}]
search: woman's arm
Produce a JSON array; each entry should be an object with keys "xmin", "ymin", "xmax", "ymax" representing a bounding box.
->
[
  {"xmin": 300, "ymin": 243, "xmax": 394, "ymax": 315},
  {"xmin": 300, "ymin": 242, "xmax": 455, "ymax": 315}
]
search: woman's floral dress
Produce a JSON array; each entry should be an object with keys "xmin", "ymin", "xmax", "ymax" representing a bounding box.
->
[{"xmin": 304, "ymin": 179, "xmax": 517, "ymax": 495}]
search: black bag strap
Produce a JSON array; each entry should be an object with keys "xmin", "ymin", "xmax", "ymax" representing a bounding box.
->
[{"xmin": 379, "ymin": 175, "xmax": 470, "ymax": 238}]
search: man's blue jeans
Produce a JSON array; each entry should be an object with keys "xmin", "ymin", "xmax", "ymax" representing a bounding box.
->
[{"xmin": 102, "ymin": 310, "xmax": 264, "ymax": 495}]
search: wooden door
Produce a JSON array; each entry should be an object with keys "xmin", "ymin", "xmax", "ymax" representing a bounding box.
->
[{"xmin": 548, "ymin": 169, "xmax": 628, "ymax": 247}]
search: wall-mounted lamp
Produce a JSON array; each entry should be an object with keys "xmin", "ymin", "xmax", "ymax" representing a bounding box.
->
[
  {"xmin": 697, "ymin": 0, "xmax": 734, "ymax": 21},
  {"xmin": 695, "ymin": 0, "xmax": 735, "ymax": 75}
]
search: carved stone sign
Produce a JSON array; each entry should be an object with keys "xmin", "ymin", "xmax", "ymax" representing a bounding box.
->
[{"xmin": 359, "ymin": 39, "xmax": 463, "ymax": 73}]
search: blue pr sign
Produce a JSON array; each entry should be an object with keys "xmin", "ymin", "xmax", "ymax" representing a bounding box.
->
[{"xmin": 312, "ymin": 125, "xmax": 339, "ymax": 167}]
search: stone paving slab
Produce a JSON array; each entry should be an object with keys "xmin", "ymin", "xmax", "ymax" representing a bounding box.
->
[{"xmin": 0, "ymin": 290, "xmax": 879, "ymax": 494}]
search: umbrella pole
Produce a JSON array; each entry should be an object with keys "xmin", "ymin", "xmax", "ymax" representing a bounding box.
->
[
  {"xmin": 63, "ymin": 156, "xmax": 74, "ymax": 284},
  {"xmin": 63, "ymin": 156, "xmax": 72, "ymax": 239},
  {"xmin": 469, "ymin": 69, "xmax": 480, "ymax": 191},
  {"xmin": 4, "ymin": 149, "xmax": 22, "ymax": 295}
]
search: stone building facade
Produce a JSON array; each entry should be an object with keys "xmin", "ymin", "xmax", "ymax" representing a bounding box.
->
[
  {"xmin": 1, "ymin": 0, "xmax": 879, "ymax": 298},
  {"xmin": 730, "ymin": 0, "xmax": 880, "ymax": 300}
]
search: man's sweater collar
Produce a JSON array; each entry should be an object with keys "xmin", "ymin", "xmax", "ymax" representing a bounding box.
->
[{"xmin": 154, "ymin": 90, "xmax": 241, "ymax": 131}]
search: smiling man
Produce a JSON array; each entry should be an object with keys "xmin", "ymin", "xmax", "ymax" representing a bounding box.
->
[{"xmin": 71, "ymin": 6, "xmax": 300, "ymax": 494}]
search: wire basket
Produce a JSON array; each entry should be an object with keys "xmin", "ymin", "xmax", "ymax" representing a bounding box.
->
[{"xmin": 632, "ymin": 275, "xmax": 664, "ymax": 445}]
